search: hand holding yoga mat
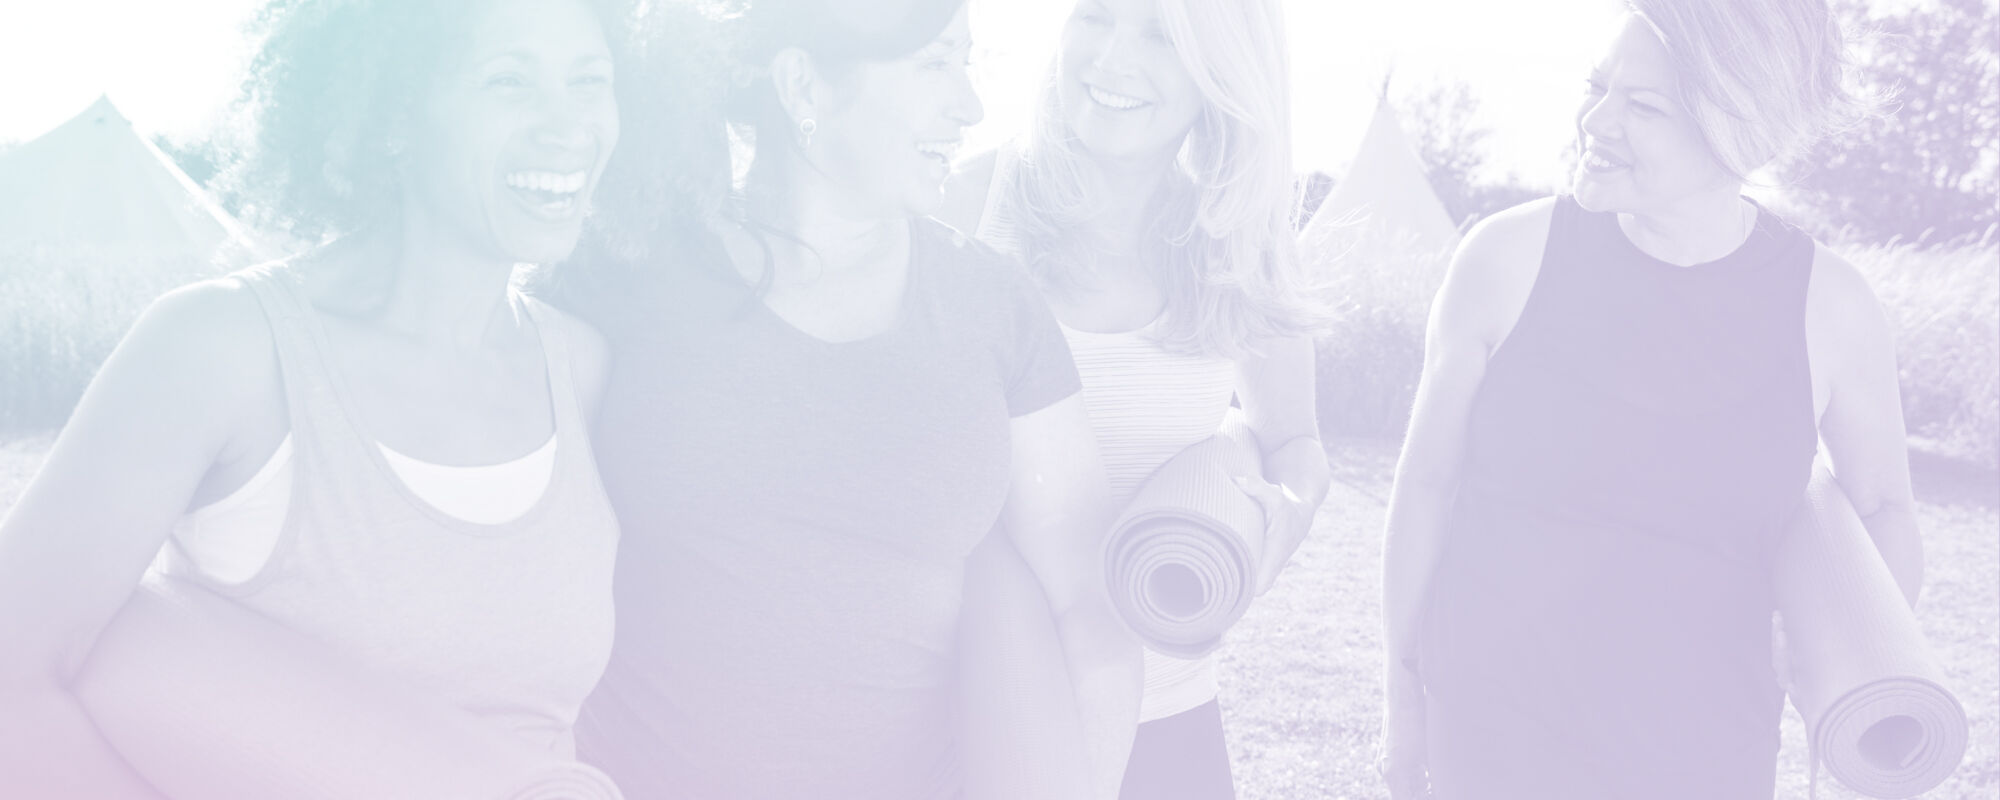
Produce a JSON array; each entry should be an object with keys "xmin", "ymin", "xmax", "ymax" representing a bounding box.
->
[
  {"xmin": 71, "ymin": 577, "xmax": 622, "ymax": 800},
  {"xmin": 1104, "ymin": 411, "xmax": 1267, "ymax": 659},
  {"xmin": 1777, "ymin": 466, "xmax": 1966, "ymax": 798}
]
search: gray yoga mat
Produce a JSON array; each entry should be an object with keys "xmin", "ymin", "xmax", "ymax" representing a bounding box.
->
[
  {"xmin": 72, "ymin": 577, "xmax": 623, "ymax": 800},
  {"xmin": 1777, "ymin": 466, "xmax": 1966, "ymax": 798},
  {"xmin": 1104, "ymin": 411, "xmax": 1267, "ymax": 659}
]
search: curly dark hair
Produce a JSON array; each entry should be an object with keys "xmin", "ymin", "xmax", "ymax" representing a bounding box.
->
[
  {"xmin": 580, "ymin": 0, "xmax": 737, "ymax": 262},
  {"xmin": 218, "ymin": 0, "xmax": 645, "ymax": 243}
]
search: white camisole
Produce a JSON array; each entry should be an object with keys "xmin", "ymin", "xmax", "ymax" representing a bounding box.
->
[
  {"xmin": 172, "ymin": 434, "xmax": 560, "ymax": 584},
  {"xmin": 975, "ymin": 144, "xmax": 1243, "ymax": 722}
]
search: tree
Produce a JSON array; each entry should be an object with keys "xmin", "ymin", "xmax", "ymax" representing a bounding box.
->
[
  {"xmin": 1391, "ymin": 80, "xmax": 1548, "ymax": 227},
  {"xmin": 1792, "ymin": 0, "xmax": 1999, "ymax": 242},
  {"xmin": 1392, "ymin": 81, "xmax": 1488, "ymax": 225},
  {"xmin": 152, "ymin": 133, "xmax": 222, "ymax": 187}
]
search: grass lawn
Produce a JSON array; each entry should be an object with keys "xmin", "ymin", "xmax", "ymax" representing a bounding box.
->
[
  {"xmin": 1219, "ymin": 437, "xmax": 1998, "ymax": 799},
  {"xmin": 2, "ymin": 433, "xmax": 1992, "ymax": 799}
]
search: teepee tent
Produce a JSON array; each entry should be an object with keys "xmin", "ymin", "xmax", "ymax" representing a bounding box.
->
[
  {"xmin": 0, "ymin": 95, "xmax": 250, "ymax": 258},
  {"xmin": 1300, "ymin": 98, "xmax": 1460, "ymax": 257}
]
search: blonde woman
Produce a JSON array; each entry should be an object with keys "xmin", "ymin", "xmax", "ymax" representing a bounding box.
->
[
  {"xmin": 943, "ymin": 0, "xmax": 1329, "ymax": 795},
  {"xmin": 1380, "ymin": 2, "xmax": 1917, "ymax": 797}
]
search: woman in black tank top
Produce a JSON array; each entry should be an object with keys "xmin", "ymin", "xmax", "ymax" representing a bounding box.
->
[{"xmin": 1379, "ymin": 3, "xmax": 1922, "ymax": 798}]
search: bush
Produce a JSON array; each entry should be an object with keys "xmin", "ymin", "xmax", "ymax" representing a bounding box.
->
[
  {"xmin": 1307, "ymin": 226, "xmax": 1453, "ymax": 440},
  {"xmin": 1308, "ymin": 222, "xmax": 2000, "ymax": 468},
  {"xmin": 1844, "ymin": 238, "xmax": 2000, "ymax": 465},
  {"xmin": 0, "ymin": 244, "xmax": 232, "ymax": 433},
  {"xmin": 1791, "ymin": 0, "xmax": 2000, "ymax": 241}
]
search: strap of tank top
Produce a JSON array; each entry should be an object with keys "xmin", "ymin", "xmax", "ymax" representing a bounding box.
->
[
  {"xmin": 233, "ymin": 264, "xmax": 341, "ymax": 450},
  {"xmin": 516, "ymin": 294, "xmax": 588, "ymax": 455}
]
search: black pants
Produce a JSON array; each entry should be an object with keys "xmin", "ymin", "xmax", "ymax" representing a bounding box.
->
[{"xmin": 1119, "ymin": 700, "xmax": 1236, "ymax": 800}]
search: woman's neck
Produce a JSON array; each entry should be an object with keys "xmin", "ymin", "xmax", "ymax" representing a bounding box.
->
[
  {"xmin": 343, "ymin": 213, "xmax": 524, "ymax": 351},
  {"xmin": 1084, "ymin": 148, "xmax": 1176, "ymax": 254},
  {"xmin": 1618, "ymin": 186, "xmax": 1757, "ymax": 267},
  {"xmin": 746, "ymin": 159, "xmax": 907, "ymax": 283}
]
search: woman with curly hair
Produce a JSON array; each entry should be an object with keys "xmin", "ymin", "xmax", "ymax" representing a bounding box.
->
[
  {"xmin": 1379, "ymin": 2, "xmax": 1916, "ymax": 797},
  {"xmin": 939, "ymin": 0, "xmax": 1330, "ymax": 795},
  {"xmin": 0, "ymin": 0, "xmax": 629, "ymax": 795}
]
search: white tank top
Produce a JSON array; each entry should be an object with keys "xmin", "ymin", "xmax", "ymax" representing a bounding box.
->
[
  {"xmin": 977, "ymin": 145, "xmax": 1240, "ymax": 722},
  {"xmin": 172, "ymin": 434, "xmax": 560, "ymax": 584},
  {"xmin": 149, "ymin": 264, "xmax": 620, "ymax": 756}
]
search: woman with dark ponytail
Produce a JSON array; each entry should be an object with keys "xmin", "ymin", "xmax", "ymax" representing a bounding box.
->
[{"xmin": 566, "ymin": 1, "xmax": 1141, "ymax": 796}]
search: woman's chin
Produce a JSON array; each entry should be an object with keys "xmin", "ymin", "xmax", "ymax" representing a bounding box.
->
[{"xmin": 1572, "ymin": 176, "xmax": 1621, "ymax": 213}]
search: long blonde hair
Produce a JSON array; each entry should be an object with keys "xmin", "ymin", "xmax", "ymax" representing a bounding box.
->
[{"xmin": 998, "ymin": 0, "xmax": 1326, "ymax": 358}]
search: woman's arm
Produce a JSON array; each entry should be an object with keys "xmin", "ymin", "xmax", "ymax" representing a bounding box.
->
[
  {"xmin": 72, "ymin": 576, "xmax": 620, "ymax": 800},
  {"xmin": 1002, "ymin": 394, "xmax": 1142, "ymax": 799},
  {"xmin": 0, "ymin": 282, "xmax": 273, "ymax": 797},
  {"xmin": 1233, "ymin": 335, "xmax": 1332, "ymax": 595},
  {"xmin": 1378, "ymin": 200, "xmax": 1550, "ymax": 798},
  {"xmin": 956, "ymin": 529, "xmax": 1095, "ymax": 800},
  {"xmin": 1806, "ymin": 245, "xmax": 1922, "ymax": 606}
]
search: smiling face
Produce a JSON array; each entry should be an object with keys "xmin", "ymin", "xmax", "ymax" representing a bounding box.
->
[
  {"xmin": 397, "ymin": 0, "xmax": 619, "ymax": 265},
  {"xmin": 1055, "ymin": 0, "xmax": 1203, "ymax": 165},
  {"xmin": 809, "ymin": 4, "xmax": 982, "ymax": 218},
  {"xmin": 1572, "ymin": 14, "xmax": 1737, "ymax": 215}
]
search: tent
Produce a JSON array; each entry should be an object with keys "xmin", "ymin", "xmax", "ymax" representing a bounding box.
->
[
  {"xmin": 1300, "ymin": 98, "xmax": 1460, "ymax": 259},
  {"xmin": 0, "ymin": 95, "xmax": 250, "ymax": 258}
]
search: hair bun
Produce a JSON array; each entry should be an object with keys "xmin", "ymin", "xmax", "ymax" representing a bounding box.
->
[{"xmin": 733, "ymin": 0, "xmax": 964, "ymax": 62}]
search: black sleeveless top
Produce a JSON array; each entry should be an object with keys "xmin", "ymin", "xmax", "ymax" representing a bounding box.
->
[{"xmin": 1420, "ymin": 196, "xmax": 1818, "ymax": 799}]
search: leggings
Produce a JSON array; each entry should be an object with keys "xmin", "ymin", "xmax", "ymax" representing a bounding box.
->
[{"xmin": 1119, "ymin": 700, "xmax": 1236, "ymax": 800}]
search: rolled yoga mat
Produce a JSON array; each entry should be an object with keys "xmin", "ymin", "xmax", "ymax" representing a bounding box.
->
[
  {"xmin": 1776, "ymin": 466, "xmax": 1966, "ymax": 799},
  {"xmin": 72, "ymin": 576, "xmax": 623, "ymax": 800},
  {"xmin": 1104, "ymin": 411, "xmax": 1267, "ymax": 659}
]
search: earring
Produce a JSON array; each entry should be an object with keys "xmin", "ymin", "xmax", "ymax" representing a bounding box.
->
[{"xmin": 798, "ymin": 117, "xmax": 817, "ymax": 148}]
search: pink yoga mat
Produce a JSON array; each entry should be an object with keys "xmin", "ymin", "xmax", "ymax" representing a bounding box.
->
[
  {"xmin": 1103, "ymin": 412, "xmax": 1266, "ymax": 659},
  {"xmin": 72, "ymin": 577, "xmax": 623, "ymax": 800},
  {"xmin": 1776, "ymin": 466, "xmax": 1966, "ymax": 798}
]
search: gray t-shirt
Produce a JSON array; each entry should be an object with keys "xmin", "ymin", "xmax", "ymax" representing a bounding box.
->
[{"xmin": 569, "ymin": 218, "xmax": 1081, "ymax": 799}]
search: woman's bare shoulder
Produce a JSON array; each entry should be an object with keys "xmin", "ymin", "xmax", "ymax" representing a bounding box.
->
[{"xmin": 1432, "ymin": 196, "xmax": 1560, "ymax": 343}]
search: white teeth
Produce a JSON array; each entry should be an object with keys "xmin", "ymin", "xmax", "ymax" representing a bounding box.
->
[
  {"xmin": 915, "ymin": 142, "xmax": 960, "ymax": 164},
  {"xmin": 1087, "ymin": 86, "xmax": 1147, "ymax": 110},
  {"xmin": 504, "ymin": 171, "xmax": 588, "ymax": 195}
]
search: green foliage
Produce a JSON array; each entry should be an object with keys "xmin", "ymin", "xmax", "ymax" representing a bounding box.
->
[
  {"xmin": 1392, "ymin": 80, "xmax": 1552, "ymax": 228},
  {"xmin": 152, "ymin": 133, "xmax": 223, "ymax": 189},
  {"xmin": 1792, "ymin": 0, "xmax": 2000, "ymax": 241},
  {"xmin": 1845, "ymin": 238, "xmax": 2000, "ymax": 464},
  {"xmin": 1309, "ymin": 230, "xmax": 2000, "ymax": 466},
  {"xmin": 1307, "ymin": 228, "xmax": 1453, "ymax": 441},
  {"xmin": 0, "ymin": 245, "xmax": 228, "ymax": 433}
]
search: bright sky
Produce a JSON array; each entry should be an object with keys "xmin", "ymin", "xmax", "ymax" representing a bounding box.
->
[{"xmin": 0, "ymin": 0, "xmax": 1627, "ymax": 187}]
